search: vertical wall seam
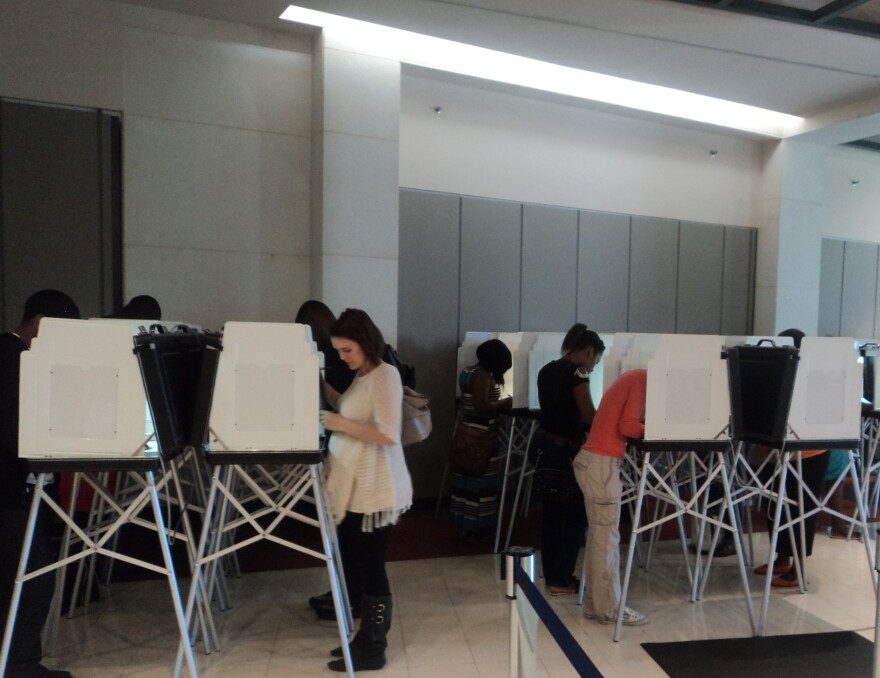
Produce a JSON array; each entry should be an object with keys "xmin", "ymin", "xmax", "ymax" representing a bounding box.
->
[
  {"xmin": 574, "ymin": 210, "xmax": 581, "ymax": 325},
  {"xmin": 518, "ymin": 203, "xmax": 524, "ymax": 331},
  {"xmin": 456, "ymin": 196, "xmax": 463, "ymax": 343},
  {"xmin": 626, "ymin": 217, "xmax": 633, "ymax": 332},
  {"xmin": 674, "ymin": 220, "xmax": 682, "ymax": 333},
  {"xmin": 871, "ymin": 247, "xmax": 880, "ymax": 336},
  {"xmin": 838, "ymin": 241, "xmax": 846, "ymax": 336},
  {"xmin": 719, "ymin": 227, "xmax": 727, "ymax": 335}
]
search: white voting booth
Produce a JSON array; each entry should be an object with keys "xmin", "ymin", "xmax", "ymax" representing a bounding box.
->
[
  {"xmin": 182, "ymin": 321, "xmax": 355, "ymax": 678},
  {"xmin": 206, "ymin": 322, "xmax": 320, "ymax": 452},
  {"xmin": 19, "ymin": 318, "xmax": 154, "ymax": 459},
  {"xmin": 608, "ymin": 334, "xmax": 758, "ymax": 641},
  {"xmin": 3, "ymin": 318, "xmax": 206, "ymax": 678},
  {"xmin": 787, "ymin": 337, "xmax": 862, "ymax": 442},
  {"xmin": 644, "ymin": 335, "xmax": 729, "ymax": 442}
]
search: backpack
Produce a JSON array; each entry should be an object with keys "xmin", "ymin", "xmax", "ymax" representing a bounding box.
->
[{"xmin": 383, "ymin": 344, "xmax": 416, "ymax": 389}]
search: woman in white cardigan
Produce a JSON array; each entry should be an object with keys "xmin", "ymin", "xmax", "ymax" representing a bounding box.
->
[{"xmin": 320, "ymin": 308, "xmax": 413, "ymax": 672}]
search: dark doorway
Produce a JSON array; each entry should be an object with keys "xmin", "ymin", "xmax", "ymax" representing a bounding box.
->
[{"xmin": 0, "ymin": 98, "xmax": 122, "ymax": 328}]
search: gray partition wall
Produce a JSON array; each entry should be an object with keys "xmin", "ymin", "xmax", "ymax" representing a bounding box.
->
[
  {"xmin": 578, "ymin": 211, "xmax": 630, "ymax": 331},
  {"xmin": 819, "ymin": 238, "xmax": 845, "ymax": 337},
  {"xmin": 819, "ymin": 237, "xmax": 880, "ymax": 338},
  {"xmin": 521, "ymin": 205, "xmax": 578, "ymax": 331},
  {"xmin": 399, "ymin": 188, "xmax": 756, "ymax": 497},
  {"xmin": 397, "ymin": 190, "xmax": 462, "ymax": 496},
  {"xmin": 842, "ymin": 241, "xmax": 879, "ymax": 338},
  {"xmin": 629, "ymin": 216, "xmax": 679, "ymax": 333},
  {"xmin": 721, "ymin": 226, "xmax": 756, "ymax": 335},
  {"xmin": 459, "ymin": 197, "xmax": 522, "ymax": 340},
  {"xmin": 677, "ymin": 221, "xmax": 724, "ymax": 334}
]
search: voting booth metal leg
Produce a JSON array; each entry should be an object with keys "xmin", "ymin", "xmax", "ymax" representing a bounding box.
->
[
  {"xmin": 0, "ymin": 474, "xmax": 48, "ymax": 676},
  {"xmin": 312, "ymin": 464, "xmax": 355, "ymax": 678},
  {"xmin": 757, "ymin": 452, "xmax": 799, "ymax": 636},
  {"xmin": 502, "ymin": 420, "xmax": 539, "ymax": 553},
  {"xmin": 495, "ymin": 416, "xmax": 536, "ymax": 554},
  {"xmin": 862, "ymin": 418, "xmax": 880, "ymax": 522},
  {"xmin": 695, "ymin": 451, "xmax": 755, "ymax": 635},
  {"xmin": 2, "ymin": 471, "xmax": 199, "ymax": 678},
  {"xmin": 65, "ymin": 471, "xmax": 107, "ymax": 620},
  {"xmin": 493, "ymin": 418, "xmax": 517, "ymax": 553},
  {"xmin": 619, "ymin": 451, "xmax": 647, "ymax": 570},
  {"xmin": 615, "ymin": 452, "xmax": 652, "ymax": 642},
  {"xmin": 44, "ymin": 470, "xmax": 83, "ymax": 658},
  {"xmin": 176, "ymin": 463, "xmax": 225, "ymax": 678},
  {"xmin": 719, "ymin": 451, "xmax": 756, "ymax": 634},
  {"xmin": 145, "ymin": 470, "xmax": 199, "ymax": 678},
  {"xmin": 178, "ymin": 459, "xmax": 353, "ymax": 678},
  {"xmin": 168, "ymin": 454, "xmax": 219, "ymax": 656}
]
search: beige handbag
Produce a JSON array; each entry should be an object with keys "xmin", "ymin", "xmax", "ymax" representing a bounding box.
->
[{"xmin": 401, "ymin": 386, "xmax": 432, "ymax": 446}]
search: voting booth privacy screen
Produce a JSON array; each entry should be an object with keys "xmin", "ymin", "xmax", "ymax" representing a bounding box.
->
[
  {"xmin": 18, "ymin": 319, "xmax": 320, "ymax": 460},
  {"xmin": 19, "ymin": 319, "xmax": 221, "ymax": 460},
  {"xmin": 133, "ymin": 326, "xmax": 221, "ymax": 458},
  {"xmin": 726, "ymin": 344, "xmax": 799, "ymax": 446},
  {"xmin": 206, "ymin": 322, "xmax": 321, "ymax": 452}
]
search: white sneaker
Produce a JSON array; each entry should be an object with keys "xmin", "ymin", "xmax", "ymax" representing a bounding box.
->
[
  {"xmin": 598, "ymin": 606, "xmax": 648, "ymax": 626},
  {"xmin": 583, "ymin": 605, "xmax": 597, "ymax": 620}
]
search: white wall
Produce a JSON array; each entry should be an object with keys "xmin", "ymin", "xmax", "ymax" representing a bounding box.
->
[
  {"xmin": 400, "ymin": 73, "xmax": 764, "ymax": 227},
  {"xmin": 0, "ymin": 0, "xmax": 314, "ymax": 330},
  {"xmin": 823, "ymin": 145, "xmax": 880, "ymax": 243}
]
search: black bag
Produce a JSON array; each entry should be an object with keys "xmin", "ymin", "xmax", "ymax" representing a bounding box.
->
[
  {"xmin": 383, "ymin": 344, "xmax": 416, "ymax": 389},
  {"xmin": 533, "ymin": 468, "xmax": 580, "ymax": 504},
  {"xmin": 532, "ymin": 440, "xmax": 580, "ymax": 504}
]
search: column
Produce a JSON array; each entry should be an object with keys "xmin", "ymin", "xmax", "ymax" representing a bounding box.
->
[
  {"xmin": 754, "ymin": 139, "xmax": 826, "ymax": 335},
  {"xmin": 311, "ymin": 30, "xmax": 401, "ymax": 343}
]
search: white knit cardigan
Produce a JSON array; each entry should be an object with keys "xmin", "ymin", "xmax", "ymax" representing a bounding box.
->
[{"xmin": 324, "ymin": 362, "xmax": 413, "ymax": 531}]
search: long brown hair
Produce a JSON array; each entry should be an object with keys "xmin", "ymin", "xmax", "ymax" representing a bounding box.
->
[{"xmin": 330, "ymin": 308, "xmax": 386, "ymax": 366}]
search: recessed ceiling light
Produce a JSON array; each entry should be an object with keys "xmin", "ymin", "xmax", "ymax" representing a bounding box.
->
[{"xmin": 280, "ymin": 5, "xmax": 803, "ymax": 138}]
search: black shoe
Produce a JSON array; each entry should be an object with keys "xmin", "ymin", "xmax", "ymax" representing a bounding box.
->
[
  {"xmin": 327, "ymin": 594, "xmax": 391, "ymax": 672},
  {"xmin": 6, "ymin": 661, "xmax": 73, "ymax": 678},
  {"xmin": 712, "ymin": 540, "xmax": 737, "ymax": 558},
  {"xmin": 309, "ymin": 590, "xmax": 332, "ymax": 611}
]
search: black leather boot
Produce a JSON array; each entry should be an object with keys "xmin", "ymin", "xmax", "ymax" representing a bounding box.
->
[{"xmin": 327, "ymin": 594, "xmax": 391, "ymax": 672}]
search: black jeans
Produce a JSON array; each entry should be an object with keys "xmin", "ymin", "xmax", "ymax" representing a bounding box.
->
[
  {"xmin": 532, "ymin": 437, "xmax": 586, "ymax": 587},
  {"xmin": 337, "ymin": 512, "xmax": 393, "ymax": 601},
  {"xmin": 764, "ymin": 451, "xmax": 831, "ymax": 559}
]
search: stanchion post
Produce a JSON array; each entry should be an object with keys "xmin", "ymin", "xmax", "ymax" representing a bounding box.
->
[{"xmin": 505, "ymin": 546, "xmax": 535, "ymax": 678}]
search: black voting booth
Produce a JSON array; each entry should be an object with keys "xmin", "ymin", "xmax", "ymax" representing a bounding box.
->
[
  {"xmin": 134, "ymin": 324, "xmax": 222, "ymax": 456},
  {"xmin": 727, "ymin": 342, "xmax": 800, "ymax": 447},
  {"xmin": 726, "ymin": 339, "xmax": 872, "ymax": 636},
  {"xmin": 1, "ymin": 321, "xmax": 221, "ymax": 678}
]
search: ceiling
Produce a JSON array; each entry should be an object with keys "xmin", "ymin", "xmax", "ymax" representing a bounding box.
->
[
  {"xmin": 659, "ymin": 0, "xmax": 880, "ymax": 40},
  {"xmin": 113, "ymin": 0, "xmax": 880, "ymax": 146}
]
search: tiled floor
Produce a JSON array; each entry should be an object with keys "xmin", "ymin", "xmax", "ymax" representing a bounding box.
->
[{"xmin": 42, "ymin": 530, "xmax": 876, "ymax": 677}]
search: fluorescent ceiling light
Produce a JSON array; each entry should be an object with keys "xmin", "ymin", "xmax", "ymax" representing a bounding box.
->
[{"xmin": 280, "ymin": 5, "xmax": 803, "ymax": 138}]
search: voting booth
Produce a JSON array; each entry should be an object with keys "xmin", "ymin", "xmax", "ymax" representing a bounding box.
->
[
  {"xmin": 206, "ymin": 322, "xmax": 320, "ymax": 454},
  {"xmin": 2, "ymin": 318, "xmax": 222, "ymax": 678},
  {"xmin": 607, "ymin": 334, "xmax": 756, "ymax": 641},
  {"xmin": 725, "ymin": 336, "xmax": 872, "ymax": 635},
  {"xmin": 180, "ymin": 321, "xmax": 354, "ymax": 677}
]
